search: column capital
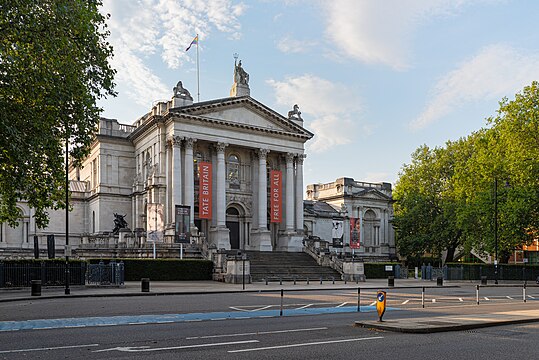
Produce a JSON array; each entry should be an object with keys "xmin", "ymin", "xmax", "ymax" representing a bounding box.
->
[
  {"xmin": 257, "ymin": 148, "xmax": 270, "ymax": 160},
  {"xmin": 215, "ymin": 142, "xmax": 228, "ymax": 154},
  {"xmin": 296, "ymin": 153, "xmax": 306, "ymax": 164},
  {"xmin": 286, "ymin": 152, "xmax": 295, "ymax": 163},
  {"xmin": 184, "ymin": 137, "xmax": 196, "ymax": 149},
  {"xmin": 169, "ymin": 135, "xmax": 182, "ymax": 147}
]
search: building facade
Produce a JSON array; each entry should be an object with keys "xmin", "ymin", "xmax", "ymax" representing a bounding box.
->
[
  {"xmin": 305, "ymin": 177, "xmax": 396, "ymax": 260},
  {"xmin": 0, "ymin": 62, "xmax": 314, "ymax": 257}
]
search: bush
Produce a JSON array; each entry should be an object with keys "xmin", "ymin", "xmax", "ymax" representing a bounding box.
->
[{"xmin": 86, "ymin": 258, "xmax": 213, "ymax": 281}]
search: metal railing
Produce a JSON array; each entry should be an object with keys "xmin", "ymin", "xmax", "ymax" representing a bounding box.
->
[
  {"xmin": 0, "ymin": 262, "xmax": 86, "ymax": 288},
  {"xmin": 86, "ymin": 261, "xmax": 124, "ymax": 286}
]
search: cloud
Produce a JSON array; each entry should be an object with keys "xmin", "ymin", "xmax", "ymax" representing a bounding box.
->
[
  {"xmin": 100, "ymin": 0, "xmax": 244, "ymax": 110},
  {"xmin": 321, "ymin": 0, "xmax": 489, "ymax": 69},
  {"xmin": 412, "ymin": 44, "xmax": 539, "ymax": 129},
  {"xmin": 267, "ymin": 75, "xmax": 366, "ymax": 152},
  {"xmin": 276, "ymin": 35, "xmax": 318, "ymax": 54}
]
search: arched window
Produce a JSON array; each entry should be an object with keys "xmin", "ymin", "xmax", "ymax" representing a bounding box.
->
[
  {"xmin": 227, "ymin": 154, "xmax": 240, "ymax": 189},
  {"xmin": 194, "ymin": 152, "xmax": 203, "ymax": 181}
]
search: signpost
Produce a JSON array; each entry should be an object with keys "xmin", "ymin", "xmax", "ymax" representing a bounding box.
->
[
  {"xmin": 376, "ymin": 290, "xmax": 386, "ymax": 322},
  {"xmin": 175, "ymin": 205, "xmax": 190, "ymax": 259}
]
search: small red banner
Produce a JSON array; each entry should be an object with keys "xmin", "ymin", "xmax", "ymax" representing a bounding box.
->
[
  {"xmin": 199, "ymin": 162, "xmax": 212, "ymax": 219},
  {"xmin": 350, "ymin": 217, "xmax": 361, "ymax": 249},
  {"xmin": 270, "ymin": 170, "xmax": 282, "ymax": 223}
]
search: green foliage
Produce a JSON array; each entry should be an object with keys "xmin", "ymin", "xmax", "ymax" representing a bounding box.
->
[
  {"xmin": 395, "ymin": 82, "xmax": 539, "ymax": 263},
  {"xmin": 0, "ymin": 0, "xmax": 116, "ymax": 228},
  {"xmin": 88, "ymin": 259, "xmax": 214, "ymax": 281}
]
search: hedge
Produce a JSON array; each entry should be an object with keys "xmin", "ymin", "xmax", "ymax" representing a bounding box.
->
[{"xmin": 87, "ymin": 258, "xmax": 213, "ymax": 281}]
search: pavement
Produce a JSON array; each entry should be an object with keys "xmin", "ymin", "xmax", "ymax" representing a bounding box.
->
[{"xmin": 2, "ymin": 278, "xmax": 539, "ymax": 334}]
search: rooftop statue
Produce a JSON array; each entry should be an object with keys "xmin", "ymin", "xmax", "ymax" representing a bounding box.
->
[
  {"xmin": 287, "ymin": 104, "xmax": 302, "ymax": 120},
  {"xmin": 173, "ymin": 81, "xmax": 193, "ymax": 100},
  {"xmin": 234, "ymin": 60, "xmax": 249, "ymax": 86}
]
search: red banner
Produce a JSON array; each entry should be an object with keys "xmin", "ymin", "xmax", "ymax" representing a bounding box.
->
[
  {"xmin": 198, "ymin": 162, "xmax": 212, "ymax": 219},
  {"xmin": 270, "ymin": 170, "xmax": 282, "ymax": 223},
  {"xmin": 350, "ymin": 217, "xmax": 361, "ymax": 249}
]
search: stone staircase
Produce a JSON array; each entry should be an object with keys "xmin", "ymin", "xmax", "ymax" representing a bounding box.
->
[{"xmin": 245, "ymin": 251, "xmax": 341, "ymax": 282}]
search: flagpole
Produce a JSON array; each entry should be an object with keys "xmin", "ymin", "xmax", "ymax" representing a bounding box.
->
[{"xmin": 196, "ymin": 33, "xmax": 200, "ymax": 102}]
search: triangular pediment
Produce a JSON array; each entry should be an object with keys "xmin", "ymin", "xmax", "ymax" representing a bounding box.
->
[
  {"xmin": 170, "ymin": 96, "xmax": 313, "ymax": 139},
  {"xmin": 354, "ymin": 189, "xmax": 391, "ymax": 201}
]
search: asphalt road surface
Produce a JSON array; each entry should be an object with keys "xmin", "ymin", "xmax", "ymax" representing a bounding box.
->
[{"xmin": 1, "ymin": 285, "xmax": 538, "ymax": 359}]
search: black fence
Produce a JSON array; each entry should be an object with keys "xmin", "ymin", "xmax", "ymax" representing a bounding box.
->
[
  {"xmin": 0, "ymin": 262, "xmax": 86, "ymax": 288},
  {"xmin": 436, "ymin": 264, "xmax": 539, "ymax": 281},
  {"xmin": 86, "ymin": 261, "xmax": 124, "ymax": 286}
]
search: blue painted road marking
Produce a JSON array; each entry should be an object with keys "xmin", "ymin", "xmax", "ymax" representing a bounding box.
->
[{"xmin": 0, "ymin": 305, "xmax": 396, "ymax": 332}]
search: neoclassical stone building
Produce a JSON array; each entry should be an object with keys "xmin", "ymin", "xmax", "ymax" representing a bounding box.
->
[
  {"xmin": 0, "ymin": 62, "xmax": 313, "ymax": 256},
  {"xmin": 305, "ymin": 177, "xmax": 396, "ymax": 260}
]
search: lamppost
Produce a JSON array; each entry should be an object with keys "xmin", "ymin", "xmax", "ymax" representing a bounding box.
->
[
  {"xmin": 65, "ymin": 126, "xmax": 70, "ymax": 295},
  {"xmin": 494, "ymin": 178, "xmax": 498, "ymax": 285}
]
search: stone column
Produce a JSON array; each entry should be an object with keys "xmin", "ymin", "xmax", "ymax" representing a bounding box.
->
[
  {"xmin": 184, "ymin": 137, "xmax": 196, "ymax": 230},
  {"xmin": 285, "ymin": 153, "xmax": 295, "ymax": 232},
  {"xmin": 172, "ymin": 136, "xmax": 182, "ymax": 215},
  {"xmin": 295, "ymin": 154, "xmax": 305, "ymax": 233},
  {"xmin": 216, "ymin": 142, "xmax": 227, "ymax": 227},
  {"xmin": 164, "ymin": 141, "xmax": 170, "ymax": 223},
  {"xmin": 257, "ymin": 149, "xmax": 269, "ymax": 230},
  {"xmin": 209, "ymin": 142, "xmax": 230, "ymax": 250}
]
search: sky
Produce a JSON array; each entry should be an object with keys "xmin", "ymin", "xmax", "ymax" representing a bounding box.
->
[{"xmin": 98, "ymin": 0, "xmax": 539, "ymax": 189}]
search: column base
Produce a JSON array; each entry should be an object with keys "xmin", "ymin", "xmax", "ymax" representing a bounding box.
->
[
  {"xmin": 250, "ymin": 229, "xmax": 272, "ymax": 251},
  {"xmin": 276, "ymin": 232, "xmax": 304, "ymax": 252},
  {"xmin": 209, "ymin": 226, "xmax": 230, "ymax": 250}
]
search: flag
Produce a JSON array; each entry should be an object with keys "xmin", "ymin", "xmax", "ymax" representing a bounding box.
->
[{"xmin": 185, "ymin": 35, "xmax": 198, "ymax": 52}]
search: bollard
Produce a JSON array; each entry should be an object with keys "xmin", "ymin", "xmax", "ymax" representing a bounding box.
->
[
  {"xmin": 279, "ymin": 277, "xmax": 282, "ymax": 285},
  {"xmin": 320, "ymin": 276, "xmax": 323, "ymax": 285},
  {"xmin": 141, "ymin": 278, "xmax": 150, "ymax": 292},
  {"xmin": 436, "ymin": 276, "xmax": 443, "ymax": 286},
  {"xmin": 280, "ymin": 289, "xmax": 284, "ymax": 316},
  {"xmin": 265, "ymin": 278, "xmax": 268, "ymax": 285},
  {"xmin": 524, "ymin": 284, "xmax": 527, "ymax": 303},
  {"xmin": 388, "ymin": 276, "xmax": 394, "ymax": 287},
  {"xmin": 481, "ymin": 276, "xmax": 487, "ymax": 285},
  {"xmin": 357, "ymin": 287, "xmax": 361, "ymax": 312},
  {"xmin": 306, "ymin": 277, "xmax": 309, "ymax": 285},
  {"xmin": 31, "ymin": 280, "xmax": 41, "ymax": 296},
  {"xmin": 421, "ymin": 286, "xmax": 425, "ymax": 308},
  {"xmin": 293, "ymin": 276, "xmax": 296, "ymax": 285},
  {"xmin": 332, "ymin": 276, "xmax": 335, "ymax": 285},
  {"xmin": 476, "ymin": 284, "xmax": 480, "ymax": 305}
]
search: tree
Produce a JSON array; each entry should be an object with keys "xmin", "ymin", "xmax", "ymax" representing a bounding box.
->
[
  {"xmin": 395, "ymin": 82, "xmax": 539, "ymax": 264},
  {"xmin": 0, "ymin": 0, "xmax": 115, "ymax": 227},
  {"xmin": 393, "ymin": 143, "xmax": 464, "ymax": 264}
]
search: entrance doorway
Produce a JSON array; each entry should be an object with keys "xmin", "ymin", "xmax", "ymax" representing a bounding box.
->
[{"xmin": 226, "ymin": 207, "xmax": 240, "ymax": 249}]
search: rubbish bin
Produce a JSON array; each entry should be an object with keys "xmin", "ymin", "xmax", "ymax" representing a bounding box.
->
[
  {"xmin": 141, "ymin": 278, "xmax": 150, "ymax": 292},
  {"xmin": 481, "ymin": 276, "xmax": 487, "ymax": 285},
  {"xmin": 388, "ymin": 276, "xmax": 395, "ymax": 287},
  {"xmin": 436, "ymin": 276, "xmax": 443, "ymax": 286},
  {"xmin": 31, "ymin": 280, "xmax": 41, "ymax": 296}
]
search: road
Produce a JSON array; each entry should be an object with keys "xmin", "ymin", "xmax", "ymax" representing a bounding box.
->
[{"xmin": 0, "ymin": 284, "xmax": 538, "ymax": 359}]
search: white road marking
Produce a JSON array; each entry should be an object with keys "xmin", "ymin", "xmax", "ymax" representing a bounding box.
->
[
  {"xmin": 459, "ymin": 298, "xmax": 463, "ymax": 302},
  {"xmin": 296, "ymin": 304, "xmax": 313, "ymax": 310},
  {"xmin": 401, "ymin": 300, "xmax": 410, "ymax": 305},
  {"xmin": 94, "ymin": 340, "xmax": 259, "ymax": 353},
  {"xmin": 210, "ymin": 318, "xmax": 226, "ymax": 321},
  {"xmin": 230, "ymin": 305, "xmax": 272, "ymax": 312},
  {"xmin": 336, "ymin": 302, "xmax": 348, "ymax": 308},
  {"xmin": 528, "ymin": 295, "xmax": 535, "ymax": 299},
  {"xmin": 369, "ymin": 302, "xmax": 376, "ymax": 306},
  {"xmin": 506, "ymin": 296, "xmax": 514, "ymax": 300},
  {"xmin": 228, "ymin": 336, "xmax": 384, "ymax": 353},
  {"xmin": 484, "ymin": 297, "xmax": 490, "ymax": 301},
  {"xmin": 0, "ymin": 344, "xmax": 99, "ymax": 354},
  {"xmin": 186, "ymin": 327, "xmax": 328, "ymax": 340},
  {"xmin": 431, "ymin": 299, "xmax": 436, "ymax": 303}
]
